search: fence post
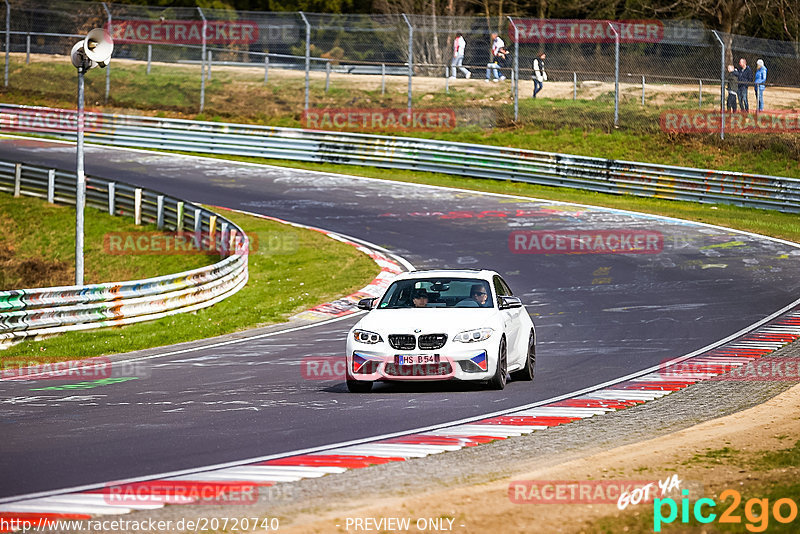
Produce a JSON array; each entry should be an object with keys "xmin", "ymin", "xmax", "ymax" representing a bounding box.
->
[
  {"xmin": 381, "ymin": 63, "xmax": 385, "ymax": 95},
  {"xmin": 47, "ymin": 169, "xmax": 55, "ymax": 203},
  {"xmin": 134, "ymin": 188, "xmax": 142, "ymax": 225},
  {"xmin": 4, "ymin": 0, "xmax": 9, "ymax": 87},
  {"xmin": 220, "ymin": 221, "xmax": 229, "ymax": 257},
  {"xmin": 445, "ymin": 66, "xmax": 449, "ymax": 93},
  {"xmin": 641, "ymin": 75, "xmax": 645, "ymax": 106},
  {"xmin": 608, "ymin": 22, "xmax": 619, "ymax": 128},
  {"xmin": 507, "ymin": 16, "xmax": 519, "ymax": 121},
  {"xmin": 299, "ymin": 11, "xmax": 310, "ymax": 111},
  {"xmin": 25, "ymin": 33, "xmax": 29, "ymax": 64},
  {"xmin": 207, "ymin": 50, "xmax": 212, "ymax": 80},
  {"xmin": 402, "ymin": 13, "xmax": 413, "ymax": 113},
  {"xmin": 264, "ymin": 54, "xmax": 269, "ymax": 84},
  {"xmin": 102, "ymin": 2, "xmax": 111, "ymax": 104},
  {"xmin": 197, "ymin": 7, "xmax": 206, "ymax": 113},
  {"xmin": 573, "ymin": 72, "xmax": 577, "ymax": 100},
  {"xmin": 699, "ymin": 79, "xmax": 702, "ymax": 108},
  {"xmin": 156, "ymin": 195, "xmax": 164, "ymax": 229},
  {"xmin": 146, "ymin": 44, "xmax": 151, "ymax": 74},
  {"xmin": 325, "ymin": 60, "xmax": 330, "ymax": 92},
  {"xmin": 108, "ymin": 182, "xmax": 115, "ymax": 215},
  {"xmin": 13, "ymin": 162, "xmax": 20, "ymax": 197},
  {"xmin": 712, "ymin": 30, "xmax": 725, "ymax": 140}
]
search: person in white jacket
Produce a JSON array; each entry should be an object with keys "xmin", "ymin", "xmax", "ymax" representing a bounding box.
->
[
  {"xmin": 450, "ymin": 32, "xmax": 471, "ymax": 79},
  {"xmin": 532, "ymin": 52, "xmax": 547, "ymax": 97}
]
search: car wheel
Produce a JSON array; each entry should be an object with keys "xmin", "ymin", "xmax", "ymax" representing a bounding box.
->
[
  {"xmin": 487, "ymin": 337, "xmax": 507, "ymax": 390},
  {"xmin": 346, "ymin": 373, "xmax": 373, "ymax": 393},
  {"xmin": 510, "ymin": 330, "xmax": 536, "ymax": 381}
]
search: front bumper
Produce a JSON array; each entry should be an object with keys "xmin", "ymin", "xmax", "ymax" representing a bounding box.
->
[{"xmin": 346, "ymin": 346, "xmax": 495, "ymax": 382}]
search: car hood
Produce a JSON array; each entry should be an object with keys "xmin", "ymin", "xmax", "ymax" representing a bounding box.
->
[{"xmin": 355, "ymin": 308, "xmax": 497, "ymax": 335}]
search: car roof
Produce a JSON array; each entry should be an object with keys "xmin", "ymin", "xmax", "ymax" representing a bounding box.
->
[{"xmin": 394, "ymin": 269, "xmax": 498, "ymax": 281}]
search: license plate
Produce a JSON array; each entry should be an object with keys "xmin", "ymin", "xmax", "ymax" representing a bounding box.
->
[{"xmin": 395, "ymin": 354, "xmax": 440, "ymax": 365}]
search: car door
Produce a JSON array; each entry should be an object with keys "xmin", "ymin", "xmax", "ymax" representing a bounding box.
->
[{"xmin": 494, "ymin": 276, "xmax": 521, "ymax": 360}]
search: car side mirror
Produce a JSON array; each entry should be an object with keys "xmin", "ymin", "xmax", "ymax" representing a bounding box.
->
[
  {"xmin": 499, "ymin": 296, "xmax": 523, "ymax": 309},
  {"xmin": 357, "ymin": 298, "xmax": 376, "ymax": 311}
]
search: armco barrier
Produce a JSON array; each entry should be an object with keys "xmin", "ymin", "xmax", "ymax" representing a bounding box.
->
[
  {"xmin": 1, "ymin": 103, "xmax": 797, "ymax": 212},
  {"xmin": 0, "ymin": 158, "xmax": 249, "ymax": 343}
]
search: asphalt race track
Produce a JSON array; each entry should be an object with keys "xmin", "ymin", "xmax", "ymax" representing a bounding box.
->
[{"xmin": 1, "ymin": 138, "xmax": 798, "ymax": 500}]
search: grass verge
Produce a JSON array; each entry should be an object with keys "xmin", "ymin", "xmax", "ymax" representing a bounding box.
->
[{"xmin": 0, "ymin": 198, "xmax": 379, "ymax": 363}]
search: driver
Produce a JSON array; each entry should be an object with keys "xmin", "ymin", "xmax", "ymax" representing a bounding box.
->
[
  {"xmin": 411, "ymin": 288, "xmax": 429, "ymax": 308},
  {"xmin": 468, "ymin": 284, "xmax": 489, "ymax": 307}
]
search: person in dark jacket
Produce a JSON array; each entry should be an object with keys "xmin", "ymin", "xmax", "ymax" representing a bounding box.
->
[
  {"xmin": 737, "ymin": 58, "xmax": 752, "ymax": 112},
  {"xmin": 726, "ymin": 65, "xmax": 738, "ymax": 112}
]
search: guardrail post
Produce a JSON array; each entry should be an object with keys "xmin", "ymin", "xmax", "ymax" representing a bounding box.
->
[
  {"xmin": 4, "ymin": 0, "xmax": 9, "ymax": 87},
  {"xmin": 401, "ymin": 14, "xmax": 413, "ymax": 113},
  {"xmin": 156, "ymin": 194, "xmax": 164, "ymax": 229},
  {"xmin": 13, "ymin": 163, "xmax": 20, "ymax": 197},
  {"xmin": 299, "ymin": 11, "xmax": 311, "ymax": 111},
  {"xmin": 608, "ymin": 22, "xmax": 619, "ymax": 128},
  {"xmin": 146, "ymin": 44, "xmax": 152, "ymax": 75},
  {"xmin": 176, "ymin": 201, "xmax": 184, "ymax": 233},
  {"xmin": 220, "ymin": 221, "xmax": 229, "ymax": 256},
  {"xmin": 197, "ymin": 7, "xmax": 206, "ymax": 113},
  {"xmin": 264, "ymin": 55, "xmax": 269, "ymax": 84},
  {"xmin": 47, "ymin": 169, "xmax": 55, "ymax": 203},
  {"xmin": 712, "ymin": 30, "xmax": 725, "ymax": 140},
  {"xmin": 381, "ymin": 63, "xmax": 385, "ymax": 95},
  {"xmin": 108, "ymin": 182, "xmax": 115, "ymax": 215},
  {"xmin": 25, "ymin": 34, "xmax": 30, "ymax": 65},
  {"xmin": 208, "ymin": 214, "xmax": 217, "ymax": 249},
  {"xmin": 193, "ymin": 208, "xmax": 202, "ymax": 248},
  {"xmin": 134, "ymin": 188, "xmax": 142, "ymax": 225},
  {"xmin": 102, "ymin": 2, "xmax": 111, "ymax": 104},
  {"xmin": 325, "ymin": 60, "xmax": 330, "ymax": 93}
]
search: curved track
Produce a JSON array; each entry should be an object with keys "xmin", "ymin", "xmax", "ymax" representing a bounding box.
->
[{"xmin": 0, "ymin": 138, "xmax": 798, "ymax": 499}]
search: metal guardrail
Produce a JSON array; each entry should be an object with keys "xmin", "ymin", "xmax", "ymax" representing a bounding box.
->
[
  {"xmin": 0, "ymin": 157, "xmax": 249, "ymax": 342},
  {"xmin": 1, "ymin": 103, "xmax": 798, "ymax": 212}
]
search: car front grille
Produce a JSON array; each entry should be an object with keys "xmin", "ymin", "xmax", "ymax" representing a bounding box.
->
[
  {"xmin": 384, "ymin": 362, "xmax": 453, "ymax": 377},
  {"xmin": 388, "ymin": 334, "xmax": 416, "ymax": 350},
  {"xmin": 418, "ymin": 334, "xmax": 447, "ymax": 350}
]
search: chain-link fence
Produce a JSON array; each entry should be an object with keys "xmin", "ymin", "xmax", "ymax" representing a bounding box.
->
[{"xmin": 2, "ymin": 1, "xmax": 799, "ymax": 138}]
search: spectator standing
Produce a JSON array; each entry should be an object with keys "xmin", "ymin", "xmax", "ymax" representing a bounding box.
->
[
  {"xmin": 450, "ymin": 32, "xmax": 471, "ymax": 79},
  {"xmin": 725, "ymin": 65, "xmax": 738, "ymax": 113},
  {"xmin": 737, "ymin": 58, "xmax": 751, "ymax": 112},
  {"xmin": 485, "ymin": 32, "xmax": 506, "ymax": 82},
  {"xmin": 754, "ymin": 59, "xmax": 767, "ymax": 111},
  {"xmin": 532, "ymin": 52, "xmax": 547, "ymax": 98}
]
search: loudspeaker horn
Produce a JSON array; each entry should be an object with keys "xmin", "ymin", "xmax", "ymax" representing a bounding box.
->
[{"xmin": 83, "ymin": 28, "xmax": 114, "ymax": 67}]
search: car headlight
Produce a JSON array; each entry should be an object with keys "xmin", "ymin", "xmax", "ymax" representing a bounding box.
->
[
  {"xmin": 353, "ymin": 329, "xmax": 383, "ymax": 344},
  {"xmin": 453, "ymin": 328, "xmax": 494, "ymax": 343}
]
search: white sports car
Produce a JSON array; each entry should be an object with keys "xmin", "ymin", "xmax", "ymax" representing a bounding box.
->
[{"xmin": 345, "ymin": 269, "xmax": 536, "ymax": 392}]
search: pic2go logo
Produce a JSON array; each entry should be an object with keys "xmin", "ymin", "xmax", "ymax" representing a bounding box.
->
[{"xmin": 654, "ymin": 489, "xmax": 799, "ymax": 532}]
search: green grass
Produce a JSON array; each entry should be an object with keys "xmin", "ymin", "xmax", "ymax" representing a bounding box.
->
[
  {"xmin": 0, "ymin": 192, "xmax": 214, "ymax": 290},
  {"xmin": 3, "ymin": 55, "xmax": 799, "ymax": 179},
  {"xmin": 0, "ymin": 198, "xmax": 379, "ymax": 362}
]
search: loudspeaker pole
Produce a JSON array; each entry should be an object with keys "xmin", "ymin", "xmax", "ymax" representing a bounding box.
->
[{"xmin": 75, "ymin": 64, "xmax": 85, "ymax": 285}]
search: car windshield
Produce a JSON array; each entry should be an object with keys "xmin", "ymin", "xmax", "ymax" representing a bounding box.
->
[{"xmin": 377, "ymin": 278, "xmax": 494, "ymax": 309}]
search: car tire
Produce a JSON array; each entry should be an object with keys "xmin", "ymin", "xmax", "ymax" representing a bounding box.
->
[
  {"xmin": 487, "ymin": 337, "xmax": 507, "ymax": 390},
  {"xmin": 346, "ymin": 374, "xmax": 373, "ymax": 393},
  {"xmin": 510, "ymin": 330, "xmax": 536, "ymax": 381}
]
